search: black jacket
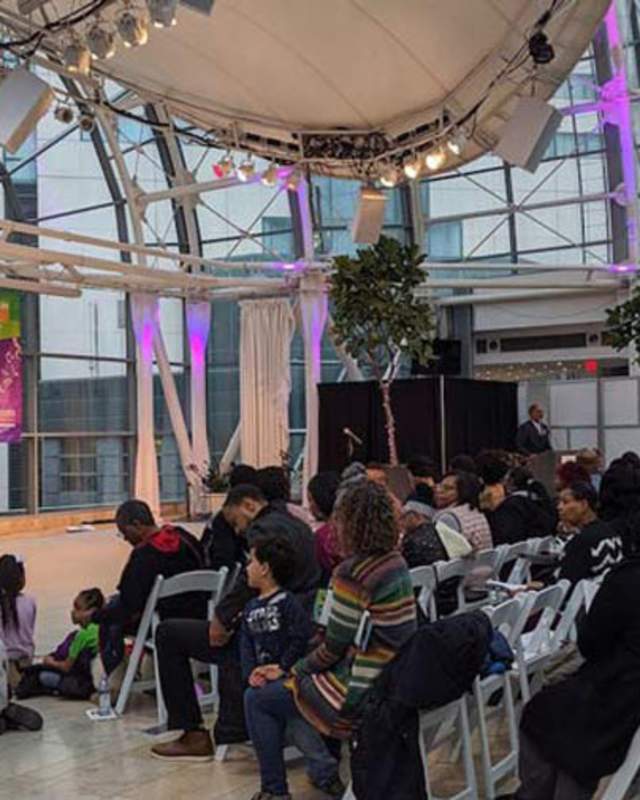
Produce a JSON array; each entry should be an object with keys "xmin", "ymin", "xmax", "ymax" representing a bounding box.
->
[
  {"xmin": 522, "ymin": 558, "xmax": 640, "ymax": 783},
  {"xmin": 215, "ymin": 502, "xmax": 320, "ymax": 630},
  {"xmin": 351, "ymin": 612, "xmax": 492, "ymax": 800},
  {"xmin": 201, "ymin": 511, "xmax": 247, "ymax": 571},
  {"xmin": 488, "ymin": 494, "xmax": 556, "ymax": 546},
  {"xmin": 515, "ymin": 420, "xmax": 552, "ymax": 454},
  {"xmin": 558, "ymin": 519, "xmax": 623, "ymax": 587}
]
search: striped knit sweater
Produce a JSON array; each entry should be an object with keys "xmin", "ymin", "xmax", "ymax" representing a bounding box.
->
[{"xmin": 291, "ymin": 550, "xmax": 417, "ymax": 738}]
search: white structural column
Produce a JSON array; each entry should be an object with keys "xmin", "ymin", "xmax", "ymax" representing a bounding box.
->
[
  {"xmin": 186, "ymin": 301, "xmax": 212, "ymax": 477},
  {"xmin": 130, "ymin": 293, "xmax": 160, "ymax": 516},
  {"xmin": 239, "ymin": 298, "xmax": 294, "ymax": 467},
  {"xmin": 300, "ymin": 270, "xmax": 329, "ymax": 491}
]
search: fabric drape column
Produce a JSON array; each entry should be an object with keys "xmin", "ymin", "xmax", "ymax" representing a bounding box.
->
[
  {"xmin": 239, "ymin": 298, "xmax": 294, "ymax": 468},
  {"xmin": 131, "ymin": 293, "xmax": 160, "ymax": 517},
  {"xmin": 299, "ymin": 271, "xmax": 328, "ymax": 492},
  {"xmin": 186, "ymin": 301, "xmax": 211, "ymax": 474}
]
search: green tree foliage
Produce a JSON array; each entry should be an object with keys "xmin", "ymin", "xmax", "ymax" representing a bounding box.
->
[
  {"xmin": 330, "ymin": 235, "xmax": 435, "ymax": 464},
  {"xmin": 606, "ymin": 291, "xmax": 640, "ymax": 357}
]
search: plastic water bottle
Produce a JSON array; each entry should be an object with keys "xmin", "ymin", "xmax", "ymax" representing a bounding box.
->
[{"xmin": 98, "ymin": 675, "xmax": 111, "ymax": 717}]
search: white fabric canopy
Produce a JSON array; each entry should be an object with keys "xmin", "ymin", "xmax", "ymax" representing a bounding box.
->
[{"xmin": 240, "ymin": 298, "xmax": 295, "ymax": 468}]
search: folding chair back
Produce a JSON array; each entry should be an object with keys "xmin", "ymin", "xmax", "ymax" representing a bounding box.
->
[
  {"xmin": 551, "ymin": 578, "xmax": 590, "ymax": 651},
  {"xmin": 502, "ymin": 541, "xmax": 532, "ymax": 584},
  {"xmin": 410, "ymin": 565, "xmax": 437, "ymax": 619},
  {"xmin": 600, "ymin": 724, "xmax": 640, "ymax": 800},
  {"xmin": 434, "ymin": 558, "xmax": 467, "ymax": 615}
]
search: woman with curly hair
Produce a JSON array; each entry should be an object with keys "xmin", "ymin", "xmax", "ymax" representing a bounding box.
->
[{"xmin": 243, "ymin": 480, "xmax": 417, "ymax": 800}]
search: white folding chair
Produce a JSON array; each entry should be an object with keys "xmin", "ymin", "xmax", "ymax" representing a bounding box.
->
[
  {"xmin": 463, "ymin": 549, "xmax": 503, "ymax": 612},
  {"xmin": 550, "ymin": 578, "xmax": 599, "ymax": 652},
  {"xmin": 434, "ymin": 558, "xmax": 467, "ymax": 617},
  {"xmin": 472, "ymin": 597, "xmax": 531, "ymax": 800},
  {"xmin": 115, "ymin": 567, "xmax": 228, "ymax": 724},
  {"xmin": 410, "ymin": 565, "xmax": 438, "ymax": 619},
  {"xmin": 501, "ymin": 542, "xmax": 533, "ymax": 585},
  {"xmin": 600, "ymin": 725, "xmax": 640, "ymax": 800}
]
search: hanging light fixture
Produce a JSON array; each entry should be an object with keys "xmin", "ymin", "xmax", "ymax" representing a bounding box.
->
[
  {"xmin": 62, "ymin": 39, "xmax": 91, "ymax": 75},
  {"xmin": 403, "ymin": 154, "xmax": 422, "ymax": 180},
  {"xmin": 78, "ymin": 113, "xmax": 96, "ymax": 133},
  {"xmin": 425, "ymin": 146, "xmax": 446, "ymax": 171},
  {"xmin": 54, "ymin": 104, "xmax": 75, "ymax": 124},
  {"xmin": 380, "ymin": 164, "xmax": 398, "ymax": 188},
  {"xmin": 213, "ymin": 153, "xmax": 234, "ymax": 179},
  {"xmin": 285, "ymin": 171, "xmax": 301, "ymax": 191},
  {"xmin": 236, "ymin": 157, "xmax": 255, "ymax": 182},
  {"xmin": 85, "ymin": 21, "xmax": 117, "ymax": 60},
  {"xmin": 117, "ymin": 6, "xmax": 149, "ymax": 47},
  {"xmin": 146, "ymin": 0, "xmax": 178, "ymax": 28},
  {"xmin": 446, "ymin": 129, "xmax": 467, "ymax": 157},
  {"xmin": 261, "ymin": 163, "xmax": 278, "ymax": 186}
]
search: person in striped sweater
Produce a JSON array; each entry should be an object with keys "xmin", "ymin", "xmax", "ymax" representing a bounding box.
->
[{"xmin": 243, "ymin": 480, "xmax": 417, "ymax": 800}]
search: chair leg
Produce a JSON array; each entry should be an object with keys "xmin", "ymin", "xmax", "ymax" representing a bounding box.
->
[
  {"xmin": 474, "ymin": 679, "xmax": 494, "ymax": 800},
  {"xmin": 599, "ymin": 727, "xmax": 640, "ymax": 800},
  {"xmin": 114, "ymin": 636, "xmax": 145, "ymax": 716},
  {"xmin": 153, "ymin": 643, "xmax": 167, "ymax": 726},
  {"xmin": 458, "ymin": 697, "xmax": 478, "ymax": 800},
  {"xmin": 215, "ymin": 744, "xmax": 229, "ymax": 762}
]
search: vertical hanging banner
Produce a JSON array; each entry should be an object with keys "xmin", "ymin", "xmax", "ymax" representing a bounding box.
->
[{"xmin": 0, "ymin": 292, "xmax": 22, "ymax": 443}]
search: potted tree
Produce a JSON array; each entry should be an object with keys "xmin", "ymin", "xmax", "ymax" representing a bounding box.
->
[
  {"xmin": 330, "ymin": 235, "xmax": 435, "ymax": 466},
  {"xmin": 190, "ymin": 457, "xmax": 230, "ymax": 516}
]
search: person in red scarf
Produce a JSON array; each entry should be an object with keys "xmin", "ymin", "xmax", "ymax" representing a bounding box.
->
[{"xmin": 90, "ymin": 500, "xmax": 205, "ymax": 675}]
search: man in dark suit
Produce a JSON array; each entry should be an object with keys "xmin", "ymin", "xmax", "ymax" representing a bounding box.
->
[{"xmin": 516, "ymin": 403, "xmax": 552, "ymax": 455}]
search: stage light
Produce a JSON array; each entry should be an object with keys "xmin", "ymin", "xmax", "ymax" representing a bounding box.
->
[
  {"xmin": 403, "ymin": 155, "xmax": 421, "ymax": 180},
  {"xmin": 261, "ymin": 163, "xmax": 278, "ymax": 186},
  {"xmin": 529, "ymin": 31, "xmax": 554, "ymax": 65},
  {"xmin": 147, "ymin": 0, "xmax": 178, "ymax": 27},
  {"xmin": 86, "ymin": 22, "xmax": 116, "ymax": 60},
  {"xmin": 62, "ymin": 40, "xmax": 91, "ymax": 75},
  {"xmin": 54, "ymin": 104, "xmax": 74, "ymax": 124},
  {"xmin": 213, "ymin": 153, "xmax": 234, "ymax": 178},
  {"xmin": 285, "ymin": 171, "xmax": 301, "ymax": 191},
  {"xmin": 78, "ymin": 113, "xmax": 96, "ymax": 133},
  {"xmin": 236, "ymin": 157, "xmax": 255, "ymax": 182},
  {"xmin": 380, "ymin": 165, "xmax": 398, "ymax": 188},
  {"xmin": 446, "ymin": 129, "xmax": 467, "ymax": 156},
  {"xmin": 117, "ymin": 6, "xmax": 149, "ymax": 47},
  {"xmin": 425, "ymin": 146, "xmax": 446, "ymax": 171}
]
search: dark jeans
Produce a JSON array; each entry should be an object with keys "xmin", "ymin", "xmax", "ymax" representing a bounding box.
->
[
  {"xmin": 244, "ymin": 679, "xmax": 339, "ymax": 796},
  {"xmin": 98, "ymin": 596, "xmax": 138, "ymax": 675},
  {"xmin": 155, "ymin": 618, "xmax": 247, "ymax": 741},
  {"xmin": 515, "ymin": 733, "xmax": 598, "ymax": 800}
]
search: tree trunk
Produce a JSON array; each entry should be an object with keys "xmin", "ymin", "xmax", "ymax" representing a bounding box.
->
[{"xmin": 380, "ymin": 380, "xmax": 399, "ymax": 466}]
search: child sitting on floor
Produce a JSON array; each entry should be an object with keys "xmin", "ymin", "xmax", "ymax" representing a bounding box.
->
[
  {"xmin": 241, "ymin": 534, "xmax": 344, "ymax": 800},
  {"xmin": 0, "ymin": 554, "xmax": 36, "ymax": 689},
  {"xmin": 16, "ymin": 587, "xmax": 104, "ymax": 701}
]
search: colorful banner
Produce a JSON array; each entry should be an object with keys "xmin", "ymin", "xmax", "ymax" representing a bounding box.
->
[{"xmin": 0, "ymin": 292, "xmax": 22, "ymax": 443}]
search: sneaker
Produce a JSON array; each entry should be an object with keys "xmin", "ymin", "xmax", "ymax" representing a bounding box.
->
[
  {"xmin": 316, "ymin": 776, "xmax": 347, "ymax": 798},
  {"xmin": 2, "ymin": 702, "xmax": 43, "ymax": 732},
  {"xmin": 151, "ymin": 730, "xmax": 214, "ymax": 762}
]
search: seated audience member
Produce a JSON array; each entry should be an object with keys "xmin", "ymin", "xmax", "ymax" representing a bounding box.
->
[
  {"xmin": 434, "ymin": 471, "xmax": 493, "ymax": 552},
  {"xmin": 558, "ymin": 482, "xmax": 623, "ymax": 588},
  {"xmin": 307, "ymin": 471, "xmax": 342, "ymax": 586},
  {"xmin": 575, "ymin": 448, "xmax": 604, "ymax": 493},
  {"xmin": 477, "ymin": 450, "xmax": 509, "ymax": 511},
  {"xmin": 406, "ymin": 455, "xmax": 439, "ymax": 507},
  {"xmin": 599, "ymin": 457, "xmax": 640, "ymax": 556},
  {"xmin": 242, "ymin": 480, "xmax": 417, "ymax": 800},
  {"xmin": 486, "ymin": 466, "xmax": 556, "ymax": 546},
  {"xmin": 16, "ymin": 588, "xmax": 104, "ymax": 700},
  {"xmin": 449, "ymin": 454, "xmax": 478, "ymax": 475},
  {"xmin": 401, "ymin": 502, "xmax": 471, "ymax": 568},
  {"xmin": 201, "ymin": 463, "xmax": 258, "ymax": 570},
  {"xmin": 555, "ymin": 460, "xmax": 591, "ymax": 493},
  {"xmin": 257, "ymin": 465, "xmax": 314, "ymax": 526},
  {"xmin": 241, "ymin": 534, "xmax": 343, "ymax": 800},
  {"xmin": 150, "ymin": 484, "xmax": 320, "ymax": 761},
  {"xmin": 504, "ymin": 554, "xmax": 640, "ymax": 800},
  {"xmin": 365, "ymin": 462, "xmax": 388, "ymax": 486},
  {"xmin": 92, "ymin": 500, "xmax": 205, "ymax": 676},
  {"xmin": 0, "ymin": 555, "xmax": 36, "ymax": 689},
  {"xmin": 621, "ymin": 450, "xmax": 640, "ymax": 469}
]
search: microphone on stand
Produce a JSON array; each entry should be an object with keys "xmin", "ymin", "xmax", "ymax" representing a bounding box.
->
[{"xmin": 343, "ymin": 427, "xmax": 363, "ymax": 446}]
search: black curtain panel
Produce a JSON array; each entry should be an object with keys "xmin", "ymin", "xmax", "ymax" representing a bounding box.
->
[
  {"xmin": 443, "ymin": 377, "xmax": 517, "ymax": 462},
  {"xmin": 318, "ymin": 377, "xmax": 517, "ymax": 472}
]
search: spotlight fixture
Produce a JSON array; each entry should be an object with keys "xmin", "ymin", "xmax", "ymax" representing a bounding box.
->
[
  {"xmin": 446, "ymin": 129, "xmax": 467, "ymax": 157},
  {"xmin": 62, "ymin": 40, "xmax": 91, "ymax": 75},
  {"xmin": 54, "ymin": 104, "xmax": 74, "ymax": 124},
  {"xmin": 236, "ymin": 157, "xmax": 255, "ymax": 183},
  {"xmin": 117, "ymin": 6, "xmax": 149, "ymax": 47},
  {"xmin": 213, "ymin": 153, "xmax": 234, "ymax": 179},
  {"xmin": 147, "ymin": 0, "xmax": 178, "ymax": 28},
  {"xmin": 425, "ymin": 147, "xmax": 446, "ymax": 172},
  {"xmin": 261, "ymin": 163, "xmax": 278, "ymax": 186},
  {"xmin": 529, "ymin": 30, "xmax": 555, "ymax": 65},
  {"xmin": 403, "ymin": 155, "xmax": 422, "ymax": 180},
  {"xmin": 379, "ymin": 165, "xmax": 398, "ymax": 188},
  {"xmin": 78, "ymin": 113, "xmax": 96, "ymax": 133},
  {"xmin": 285, "ymin": 171, "xmax": 301, "ymax": 191},
  {"xmin": 85, "ymin": 22, "xmax": 116, "ymax": 60}
]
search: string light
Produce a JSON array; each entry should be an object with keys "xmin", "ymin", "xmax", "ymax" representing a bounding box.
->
[
  {"xmin": 403, "ymin": 154, "xmax": 422, "ymax": 180},
  {"xmin": 261, "ymin": 163, "xmax": 278, "ymax": 186},
  {"xmin": 380, "ymin": 165, "xmax": 399, "ymax": 188},
  {"xmin": 147, "ymin": 0, "xmax": 178, "ymax": 28},
  {"xmin": 62, "ymin": 39, "xmax": 91, "ymax": 75},
  {"xmin": 425, "ymin": 146, "xmax": 446, "ymax": 171},
  {"xmin": 237, "ymin": 157, "xmax": 255, "ymax": 182},
  {"xmin": 85, "ymin": 21, "xmax": 116, "ymax": 60},
  {"xmin": 117, "ymin": 6, "xmax": 149, "ymax": 47},
  {"xmin": 285, "ymin": 171, "xmax": 301, "ymax": 191},
  {"xmin": 446, "ymin": 129, "xmax": 467, "ymax": 156},
  {"xmin": 213, "ymin": 153, "xmax": 234, "ymax": 178}
]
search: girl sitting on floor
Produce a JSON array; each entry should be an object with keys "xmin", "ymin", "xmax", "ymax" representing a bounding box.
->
[
  {"xmin": 16, "ymin": 587, "xmax": 104, "ymax": 701},
  {"xmin": 0, "ymin": 554, "xmax": 36, "ymax": 689}
]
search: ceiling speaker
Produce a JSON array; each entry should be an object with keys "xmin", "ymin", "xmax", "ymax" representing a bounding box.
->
[
  {"xmin": 351, "ymin": 186, "xmax": 386, "ymax": 244},
  {"xmin": 0, "ymin": 68, "xmax": 54, "ymax": 153},
  {"xmin": 494, "ymin": 96, "xmax": 562, "ymax": 174}
]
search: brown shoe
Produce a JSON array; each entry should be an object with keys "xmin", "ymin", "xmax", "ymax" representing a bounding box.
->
[{"xmin": 151, "ymin": 730, "xmax": 214, "ymax": 762}]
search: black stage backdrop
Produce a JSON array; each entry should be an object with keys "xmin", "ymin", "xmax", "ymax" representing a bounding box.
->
[{"xmin": 318, "ymin": 377, "xmax": 516, "ymax": 472}]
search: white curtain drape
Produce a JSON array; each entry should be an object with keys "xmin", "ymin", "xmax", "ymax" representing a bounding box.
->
[
  {"xmin": 131, "ymin": 293, "xmax": 160, "ymax": 517},
  {"xmin": 186, "ymin": 301, "xmax": 211, "ymax": 474},
  {"xmin": 300, "ymin": 271, "xmax": 328, "ymax": 492},
  {"xmin": 240, "ymin": 298, "xmax": 294, "ymax": 468}
]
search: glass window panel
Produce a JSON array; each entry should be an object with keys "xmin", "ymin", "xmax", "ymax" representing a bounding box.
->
[
  {"xmin": 0, "ymin": 440, "xmax": 28, "ymax": 513},
  {"xmin": 157, "ymin": 434, "xmax": 186, "ymax": 501}
]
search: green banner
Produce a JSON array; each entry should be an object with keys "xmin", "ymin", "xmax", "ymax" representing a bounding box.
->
[{"xmin": 0, "ymin": 291, "xmax": 20, "ymax": 340}]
